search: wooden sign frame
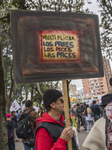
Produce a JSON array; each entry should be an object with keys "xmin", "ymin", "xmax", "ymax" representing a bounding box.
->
[{"xmin": 11, "ymin": 10, "xmax": 104, "ymax": 84}]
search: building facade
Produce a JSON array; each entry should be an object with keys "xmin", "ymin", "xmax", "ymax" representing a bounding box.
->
[
  {"xmin": 57, "ymin": 82, "xmax": 82, "ymax": 99},
  {"xmin": 82, "ymin": 58, "xmax": 112, "ymax": 98}
]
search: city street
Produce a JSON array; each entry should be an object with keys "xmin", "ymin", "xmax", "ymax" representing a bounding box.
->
[{"xmin": 15, "ymin": 127, "xmax": 87, "ymax": 150}]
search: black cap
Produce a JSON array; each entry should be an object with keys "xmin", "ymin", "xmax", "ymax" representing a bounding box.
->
[
  {"xmin": 92, "ymin": 100, "xmax": 96, "ymax": 104},
  {"xmin": 43, "ymin": 89, "xmax": 63, "ymax": 109},
  {"xmin": 100, "ymin": 94, "xmax": 112, "ymax": 106}
]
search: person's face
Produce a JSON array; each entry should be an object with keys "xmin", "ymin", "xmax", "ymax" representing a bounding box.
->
[
  {"xmin": 7, "ymin": 117, "xmax": 11, "ymax": 121},
  {"xmin": 13, "ymin": 111, "xmax": 16, "ymax": 115},
  {"xmin": 54, "ymin": 96, "xmax": 64, "ymax": 114},
  {"xmin": 73, "ymin": 105, "xmax": 76, "ymax": 108},
  {"xmin": 39, "ymin": 108, "xmax": 42, "ymax": 112}
]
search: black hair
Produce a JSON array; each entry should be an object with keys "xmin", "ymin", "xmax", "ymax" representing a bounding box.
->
[
  {"xmin": 46, "ymin": 99, "xmax": 59, "ymax": 112},
  {"xmin": 11, "ymin": 111, "xmax": 15, "ymax": 115},
  {"xmin": 93, "ymin": 100, "xmax": 96, "ymax": 104},
  {"xmin": 25, "ymin": 100, "xmax": 33, "ymax": 107},
  {"xmin": 85, "ymin": 104, "xmax": 89, "ymax": 116},
  {"xmin": 39, "ymin": 107, "xmax": 43, "ymax": 110},
  {"xmin": 84, "ymin": 102, "xmax": 86, "ymax": 105},
  {"xmin": 46, "ymin": 105, "xmax": 51, "ymax": 112},
  {"xmin": 76, "ymin": 103, "xmax": 80, "ymax": 106}
]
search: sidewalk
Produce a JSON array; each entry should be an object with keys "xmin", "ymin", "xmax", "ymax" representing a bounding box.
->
[
  {"xmin": 15, "ymin": 139, "xmax": 24, "ymax": 150},
  {"xmin": 15, "ymin": 127, "xmax": 87, "ymax": 150},
  {"xmin": 78, "ymin": 130, "xmax": 87, "ymax": 150}
]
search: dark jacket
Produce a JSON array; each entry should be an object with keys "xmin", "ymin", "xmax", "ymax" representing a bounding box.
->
[
  {"xmin": 12, "ymin": 115, "xmax": 17, "ymax": 128},
  {"xmin": 36, "ymin": 112, "xmax": 67, "ymax": 150},
  {"xmin": 35, "ymin": 112, "xmax": 78, "ymax": 150},
  {"xmin": 76, "ymin": 107, "xmax": 81, "ymax": 118},
  {"xmin": 90, "ymin": 104, "xmax": 102, "ymax": 121},
  {"xmin": 7, "ymin": 120, "xmax": 15, "ymax": 139},
  {"xmin": 80, "ymin": 105, "xmax": 86, "ymax": 115},
  {"xmin": 90, "ymin": 104, "xmax": 102, "ymax": 116}
]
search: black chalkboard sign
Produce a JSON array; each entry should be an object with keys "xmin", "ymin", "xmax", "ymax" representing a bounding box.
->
[{"xmin": 11, "ymin": 10, "xmax": 103, "ymax": 83}]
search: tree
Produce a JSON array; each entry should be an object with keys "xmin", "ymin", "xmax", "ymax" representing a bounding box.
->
[
  {"xmin": 97, "ymin": 0, "xmax": 112, "ymax": 59},
  {"xmin": 0, "ymin": 33, "xmax": 9, "ymax": 150}
]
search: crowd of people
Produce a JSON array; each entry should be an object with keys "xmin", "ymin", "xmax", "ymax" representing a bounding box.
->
[
  {"xmin": 70, "ymin": 100, "xmax": 103, "ymax": 133},
  {"xmin": 6, "ymin": 88, "xmax": 112, "ymax": 150}
]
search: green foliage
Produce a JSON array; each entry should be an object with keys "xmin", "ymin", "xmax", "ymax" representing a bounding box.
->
[
  {"xmin": 97, "ymin": 0, "xmax": 112, "ymax": 60},
  {"xmin": 0, "ymin": 0, "xmax": 3, "ymax": 5}
]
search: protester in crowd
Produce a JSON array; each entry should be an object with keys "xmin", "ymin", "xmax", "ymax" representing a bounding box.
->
[
  {"xmin": 80, "ymin": 103, "xmax": 87, "ymax": 130},
  {"xmin": 19, "ymin": 110, "xmax": 23, "ymax": 118},
  {"xmin": 11, "ymin": 111, "xmax": 19, "ymax": 142},
  {"xmin": 96, "ymin": 99, "xmax": 99, "ymax": 104},
  {"xmin": 84, "ymin": 105, "xmax": 94, "ymax": 133},
  {"xmin": 90, "ymin": 100, "xmax": 102, "ymax": 122},
  {"xmin": 70, "ymin": 103, "xmax": 77, "ymax": 130},
  {"xmin": 83, "ymin": 102, "xmax": 86, "ymax": 107},
  {"xmin": 99, "ymin": 103, "xmax": 103, "ymax": 115},
  {"xmin": 38, "ymin": 107, "xmax": 44, "ymax": 118},
  {"xmin": 16, "ymin": 110, "xmax": 20, "ymax": 121},
  {"xmin": 35, "ymin": 89, "xmax": 79, "ymax": 150},
  {"xmin": 76, "ymin": 103, "xmax": 81, "ymax": 132},
  {"xmin": 6, "ymin": 113, "xmax": 15, "ymax": 150},
  {"xmin": 22, "ymin": 100, "xmax": 39, "ymax": 150},
  {"xmin": 82, "ymin": 94, "xmax": 112, "ymax": 150}
]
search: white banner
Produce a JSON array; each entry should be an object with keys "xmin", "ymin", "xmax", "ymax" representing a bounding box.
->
[
  {"xmin": 41, "ymin": 101, "xmax": 44, "ymax": 105},
  {"xmin": 33, "ymin": 105, "xmax": 39, "ymax": 113},
  {"xmin": 22, "ymin": 104, "xmax": 25, "ymax": 112},
  {"xmin": 10, "ymin": 99, "xmax": 21, "ymax": 112}
]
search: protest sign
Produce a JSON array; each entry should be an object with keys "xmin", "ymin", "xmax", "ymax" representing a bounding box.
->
[
  {"xmin": 11, "ymin": 10, "xmax": 103, "ymax": 83},
  {"xmin": 10, "ymin": 99, "xmax": 20, "ymax": 112},
  {"xmin": 40, "ymin": 31, "xmax": 80, "ymax": 62}
]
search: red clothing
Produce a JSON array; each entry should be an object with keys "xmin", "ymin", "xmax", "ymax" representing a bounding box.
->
[{"xmin": 35, "ymin": 112, "xmax": 67, "ymax": 150}]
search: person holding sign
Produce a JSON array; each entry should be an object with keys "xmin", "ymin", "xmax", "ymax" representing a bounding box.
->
[{"xmin": 35, "ymin": 89, "xmax": 79, "ymax": 150}]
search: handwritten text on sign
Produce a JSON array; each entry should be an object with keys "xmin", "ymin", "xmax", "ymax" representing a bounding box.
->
[{"xmin": 40, "ymin": 31, "xmax": 80, "ymax": 62}]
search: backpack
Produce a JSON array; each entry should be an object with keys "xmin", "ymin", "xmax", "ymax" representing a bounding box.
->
[{"xmin": 16, "ymin": 109, "xmax": 33, "ymax": 139}]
